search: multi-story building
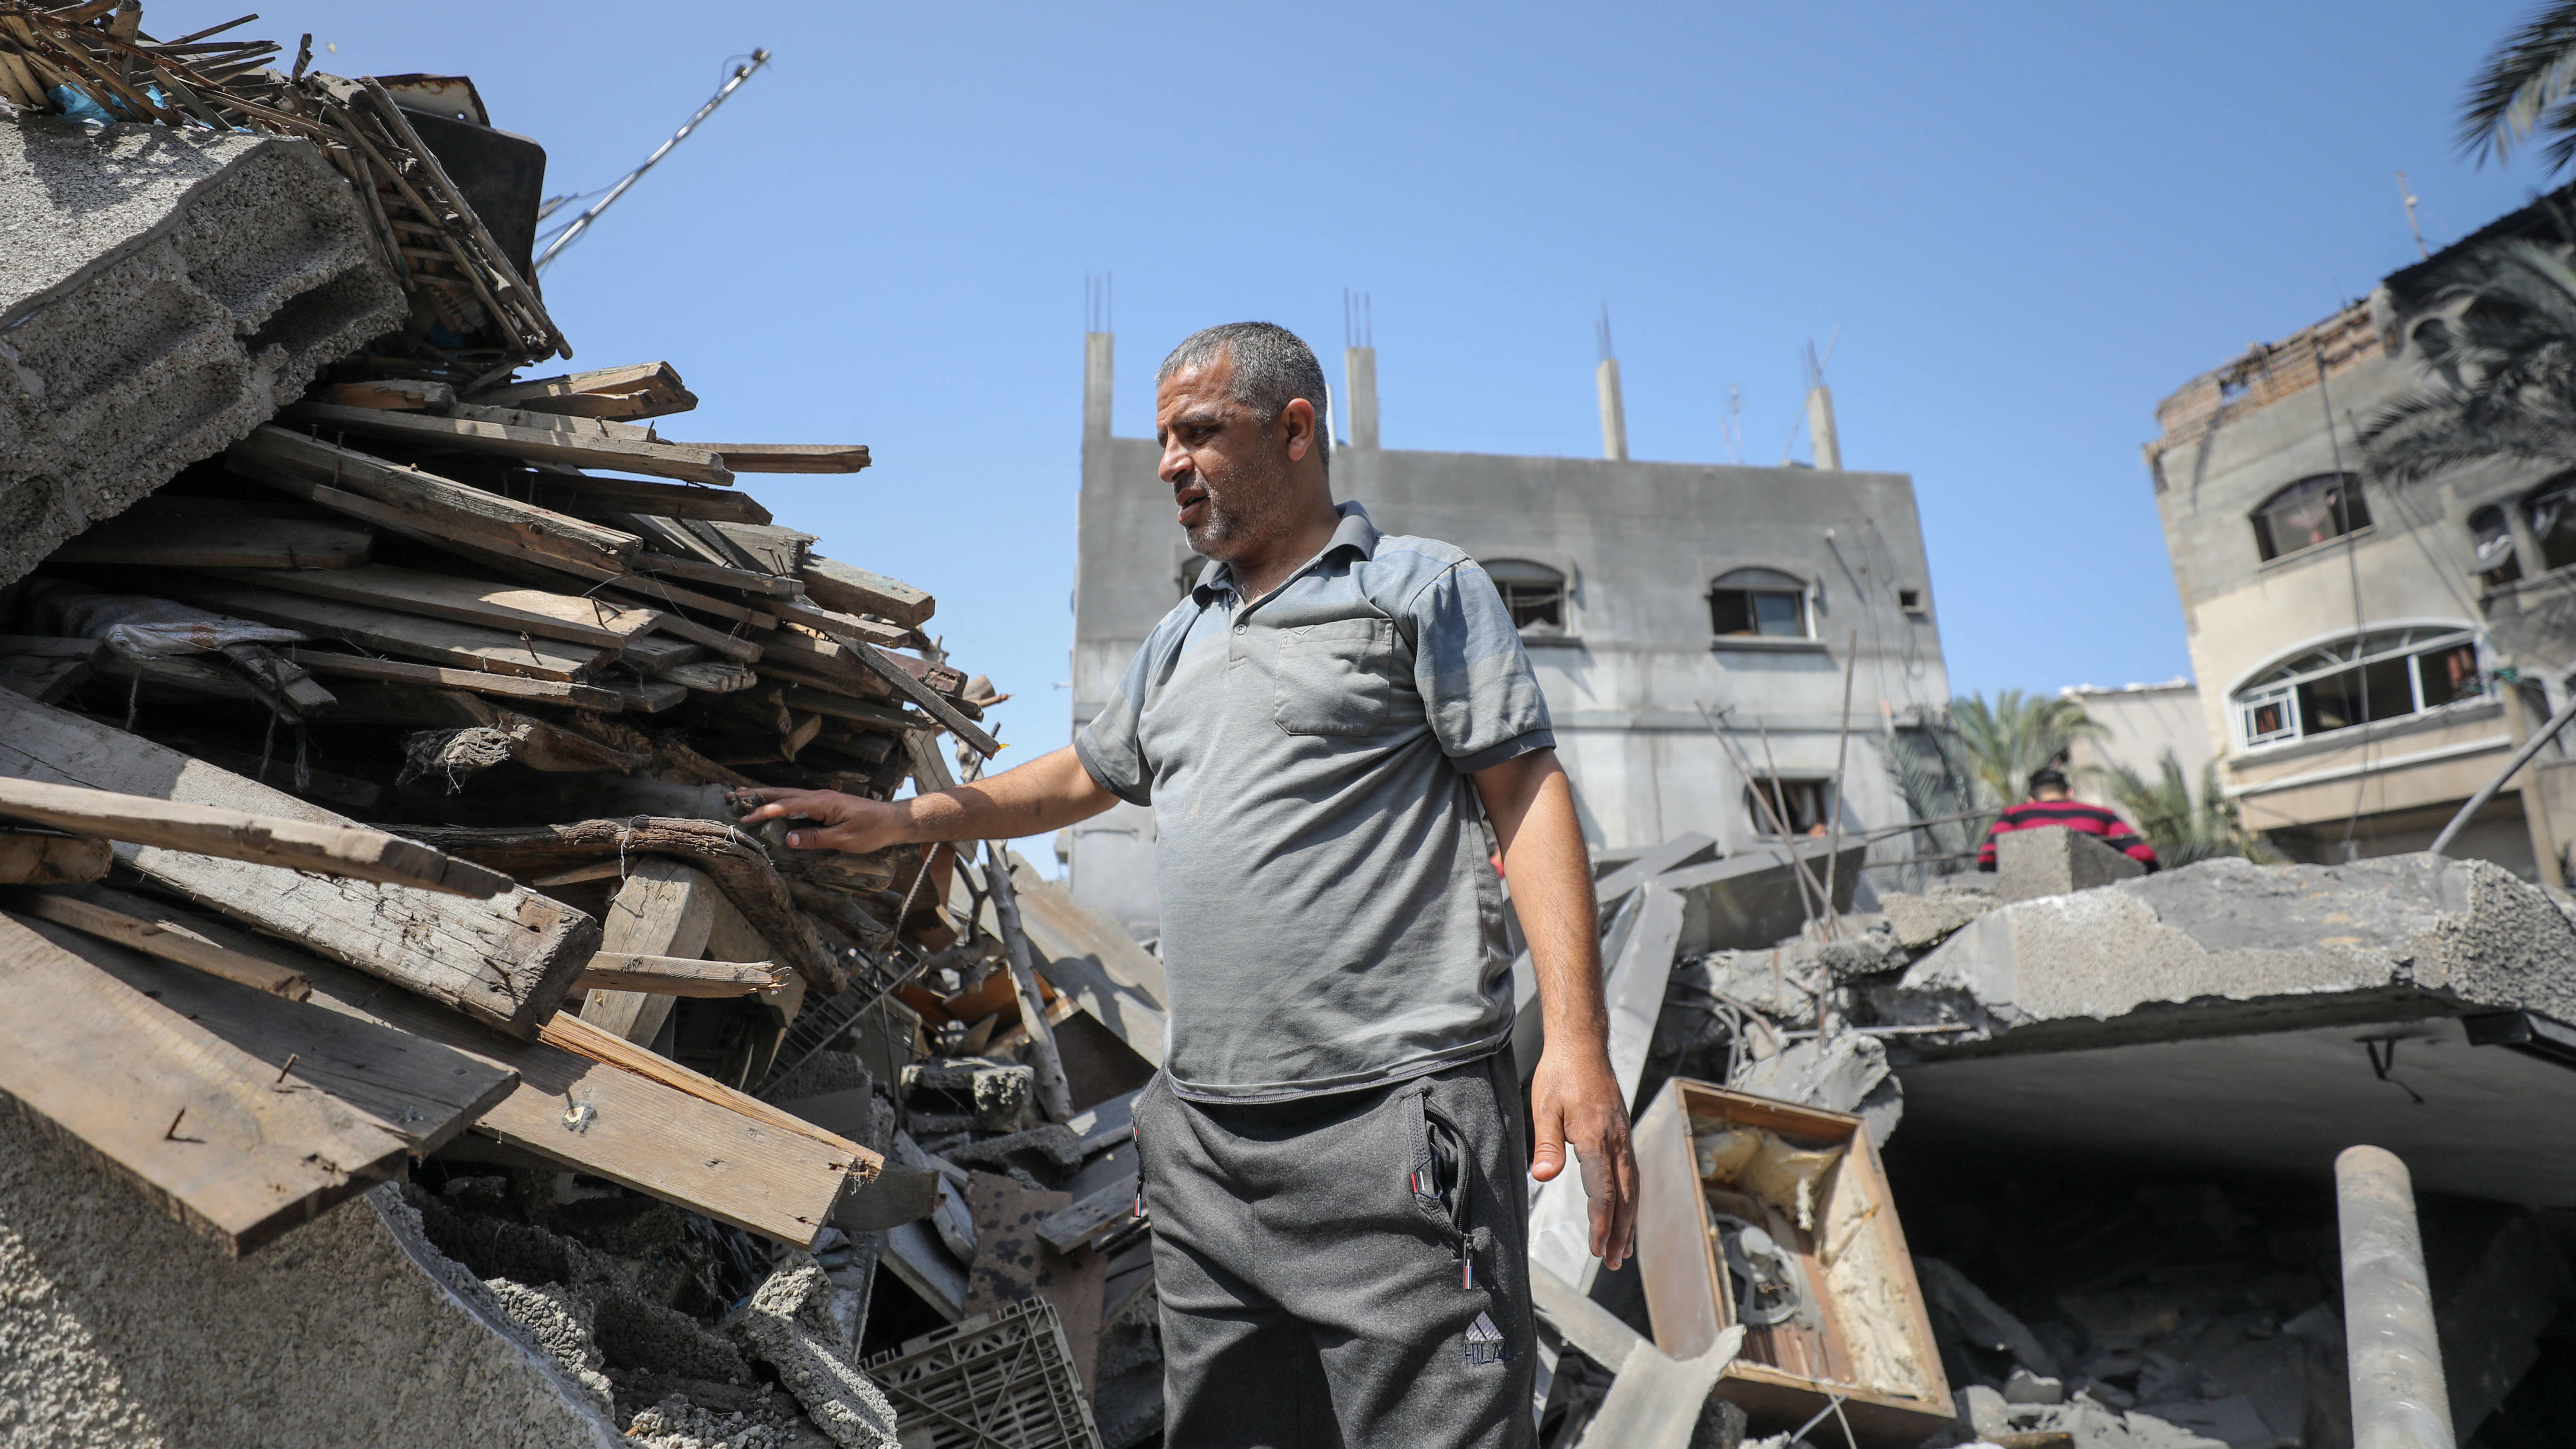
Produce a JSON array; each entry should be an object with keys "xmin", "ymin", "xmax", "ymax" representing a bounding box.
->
[
  {"xmin": 2143, "ymin": 188, "xmax": 2576, "ymax": 883},
  {"xmin": 1066, "ymin": 330, "xmax": 1954, "ymax": 940}
]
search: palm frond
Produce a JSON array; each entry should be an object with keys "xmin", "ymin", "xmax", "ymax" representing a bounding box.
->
[
  {"xmin": 2361, "ymin": 236, "xmax": 2576, "ymax": 485},
  {"xmin": 2091, "ymin": 751, "xmax": 2274, "ymax": 867},
  {"xmin": 2461, "ymin": 0, "xmax": 2576, "ymax": 171},
  {"xmin": 1947, "ymin": 691, "xmax": 2105, "ymax": 809}
]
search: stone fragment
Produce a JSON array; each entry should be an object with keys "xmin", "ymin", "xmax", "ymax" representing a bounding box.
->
[
  {"xmin": 737, "ymin": 1256, "xmax": 901, "ymax": 1449},
  {"xmin": 2003, "ymin": 1366, "xmax": 2064, "ymax": 1404},
  {"xmin": 1997, "ymin": 824, "xmax": 2146, "ymax": 903}
]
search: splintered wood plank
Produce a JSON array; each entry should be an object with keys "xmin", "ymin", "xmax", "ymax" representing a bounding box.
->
[
  {"xmin": 206, "ymin": 564, "xmax": 663, "ymax": 649},
  {"xmin": 0, "ymin": 912, "xmax": 411, "ymax": 1256},
  {"xmin": 11, "ymin": 911, "xmax": 517, "ymax": 1156},
  {"xmin": 629, "ymin": 550, "xmax": 801, "ymax": 597},
  {"xmin": 800, "ymin": 555, "xmax": 933, "ymax": 628},
  {"xmin": 284, "ymin": 401, "xmax": 737, "ymax": 487},
  {"xmin": 287, "ymin": 651, "xmax": 628, "ymax": 710},
  {"xmin": 602, "ymin": 578, "xmax": 780, "ymax": 631},
  {"xmin": 777, "ymin": 687, "xmax": 930, "ymax": 733},
  {"xmin": 0, "ymin": 830, "xmax": 112, "ymax": 885},
  {"xmin": 768, "ymin": 597, "xmax": 908, "ymax": 648},
  {"xmin": 294, "ymin": 954, "xmax": 867, "ymax": 1247},
  {"xmin": 576, "ymin": 953, "xmax": 784, "ymax": 997},
  {"xmin": 0, "ymin": 692, "xmax": 600, "ymax": 1038},
  {"xmin": 312, "ymin": 377, "xmax": 455, "ymax": 411},
  {"xmin": 154, "ymin": 579, "xmax": 608, "ymax": 681},
  {"xmin": 837, "ymin": 634, "xmax": 999, "ymax": 758},
  {"xmin": 13, "ymin": 885, "xmax": 313, "ymax": 998},
  {"xmin": 0, "ymin": 777, "xmax": 512, "ymax": 898},
  {"xmin": 52, "ymin": 509, "xmax": 374, "ymax": 569},
  {"xmin": 227, "ymin": 425, "xmax": 641, "ymax": 580},
  {"xmin": 582, "ymin": 856, "xmax": 716, "ymax": 1046},
  {"xmin": 751, "ymin": 628, "xmax": 891, "ymax": 699},
  {"xmin": 0, "ymin": 652, "xmax": 94, "ymax": 704},
  {"xmin": 668, "ymin": 443, "xmax": 871, "ymax": 474},
  {"xmin": 522, "ymin": 473, "xmax": 773, "ymax": 524},
  {"xmin": 473, "ymin": 361, "xmax": 698, "ymax": 419}
]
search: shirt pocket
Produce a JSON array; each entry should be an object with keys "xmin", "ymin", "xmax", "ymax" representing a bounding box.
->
[{"xmin": 1272, "ymin": 617, "xmax": 1399, "ymax": 737}]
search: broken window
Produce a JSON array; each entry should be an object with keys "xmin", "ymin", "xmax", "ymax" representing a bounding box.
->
[
  {"xmin": 1709, "ymin": 568, "xmax": 1809, "ymax": 639},
  {"xmin": 1744, "ymin": 776, "xmax": 1835, "ymax": 836},
  {"xmin": 2468, "ymin": 505, "xmax": 2523, "ymax": 590},
  {"xmin": 2250, "ymin": 473, "xmax": 2370, "ymax": 562},
  {"xmin": 2232, "ymin": 627, "xmax": 2486, "ymax": 748},
  {"xmin": 1482, "ymin": 559, "xmax": 1565, "ymax": 632},
  {"xmin": 2525, "ymin": 473, "xmax": 2576, "ymax": 573}
]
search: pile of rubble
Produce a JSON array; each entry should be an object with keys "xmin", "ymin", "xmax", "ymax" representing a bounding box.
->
[{"xmin": 0, "ymin": 7, "xmax": 1168, "ymax": 1446}]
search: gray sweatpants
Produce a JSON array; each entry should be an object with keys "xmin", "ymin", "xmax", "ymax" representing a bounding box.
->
[{"xmin": 1134, "ymin": 1049, "xmax": 1535, "ymax": 1449}]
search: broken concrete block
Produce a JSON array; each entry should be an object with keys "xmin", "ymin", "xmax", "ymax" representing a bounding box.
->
[
  {"xmin": 2003, "ymin": 1367, "xmax": 2064, "ymax": 1404},
  {"xmin": 1729, "ymin": 1032, "xmax": 1903, "ymax": 1145},
  {"xmin": 943, "ymin": 1121, "xmax": 1084, "ymax": 1179},
  {"xmin": 1958, "ymin": 1383, "xmax": 2012, "ymax": 1438},
  {"xmin": 902, "ymin": 1058, "xmax": 1035, "ymax": 1131},
  {"xmin": 1880, "ymin": 889, "xmax": 1994, "ymax": 950},
  {"xmin": 1661, "ymin": 839, "xmax": 1869, "ymax": 955},
  {"xmin": 0, "ymin": 1104, "xmax": 621, "ymax": 1446},
  {"xmin": 486, "ymin": 1278, "xmax": 615, "ymax": 1410},
  {"xmin": 0, "ymin": 116, "xmax": 407, "ymax": 589},
  {"xmin": 738, "ymin": 1256, "xmax": 901, "ymax": 1449},
  {"xmin": 1997, "ymin": 824, "xmax": 2145, "ymax": 903}
]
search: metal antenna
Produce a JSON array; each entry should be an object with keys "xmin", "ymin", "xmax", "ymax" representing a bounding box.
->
[
  {"xmin": 537, "ymin": 49, "xmax": 772, "ymax": 274},
  {"xmin": 2397, "ymin": 170, "xmax": 2428, "ymax": 261}
]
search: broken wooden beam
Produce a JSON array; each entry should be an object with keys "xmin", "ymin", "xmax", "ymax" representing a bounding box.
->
[
  {"xmin": 522, "ymin": 473, "xmax": 773, "ymax": 524},
  {"xmin": 311, "ymin": 377, "xmax": 455, "ymax": 411},
  {"xmin": 665, "ymin": 442, "xmax": 871, "ymax": 474},
  {"xmin": 228, "ymin": 425, "xmax": 641, "ymax": 581},
  {"xmin": 12, "ymin": 885, "xmax": 314, "ymax": 999},
  {"xmin": 472, "ymin": 361, "xmax": 698, "ymax": 420},
  {"xmin": 154, "ymin": 578, "xmax": 611, "ymax": 681},
  {"xmin": 0, "ymin": 911, "xmax": 412, "ymax": 1256},
  {"xmin": 284, "ymin": 401, "xmax": 737, "ymax": 487},
  {"xmin": 286, "ymin": 650, "xmax": 629, "ymax": 711},
  {"xmin": 18, "ymin": 912, "xmax": 518, "ymax": 1161},
  {"xmin": 0, "ymin": 691, "xmax": 600, "ymax": 1038},
  {"xmin": 205, "ymin": 564, "xmax": 664, "ymax": 650},
  {"xmin": 0, "ymin": 829, "xmax": 112, "ymax": 885},
  {"xmin": 0, "ymin": 777, "xmax": 512, "ymax": 899},
  {"xmin": 628, "ymin": 550, "xmax": 802, "ymax": 597},
  {"xmin": 837, "ymin": 634, "xmax": 999, "ymax": 758},
  {"xmin": 51, "ymin": 508, "xmax": 374, "ymax": 570},
  {"xmin": 575, "ymin": 952, "xmax": 785, "ymax": 997},
  {"xmin": 800, "ymin": 555, "xmax": 934, "ymax": 628},
  {"xmin": 395, "ymin": 817, "xmax": 845, "ymax": 994}
]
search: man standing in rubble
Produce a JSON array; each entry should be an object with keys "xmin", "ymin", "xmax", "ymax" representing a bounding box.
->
[
  {"xmin": 737, "ymin": 321, "xmax": 1635, "ymax": 1447},
  {"xmin": 1976, "ymin": 766, "xmax": 2160, "ymax": 872}
]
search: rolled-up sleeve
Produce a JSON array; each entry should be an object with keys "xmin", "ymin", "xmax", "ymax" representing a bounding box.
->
[
  {"xmin": 1075, "ymin": 640, "xmax": 1157, "ymax": 806},
  {"xmin": 1408, "ymin": 562, "xmax": 1554, "ymax": 774}
]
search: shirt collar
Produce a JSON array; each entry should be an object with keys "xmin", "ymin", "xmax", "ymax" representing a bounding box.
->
[{"xmin": 1192, "ymin": 502, "xmax": 1379, "ymax": 602}]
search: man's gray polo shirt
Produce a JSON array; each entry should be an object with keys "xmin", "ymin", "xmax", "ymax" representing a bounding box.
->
[{"xmin": 1075, "ymin": 502, "xmax": 1554, "ymax": 1103}]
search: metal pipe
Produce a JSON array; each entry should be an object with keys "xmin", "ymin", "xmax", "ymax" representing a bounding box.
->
[
  {"xmin": 2427, "ymin": 686, "xmax": 2576, "ymax": 856},
  {"xmin": 536, "ymin": 49, "xmax": 771, "ymax": 273},
  {"xmin": 2336, "ymin": 1145, "xmax": 2455, "ymax": 1449}
]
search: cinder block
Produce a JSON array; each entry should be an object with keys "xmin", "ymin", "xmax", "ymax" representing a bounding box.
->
[
  {"xmin": 1996, "ymin": 824, "xmax": 2145, "ymax": 903},
  {"xmin": 0, "ymin": 115, "xmax": 407, "ymax": 589}
]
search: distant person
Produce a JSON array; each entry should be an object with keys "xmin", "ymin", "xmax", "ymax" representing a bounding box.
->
[{"xmin": 1976, "ymin": 767, "xmax": 2159, "ymax": 872}]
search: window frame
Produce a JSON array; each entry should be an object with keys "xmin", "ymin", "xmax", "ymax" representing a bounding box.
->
[
  {"xmin": 2227, "ymin": 625, "xmax": 2488, "ymax": 751},
  {"xmin": 1742, "ymin": 774, "xmax": 1838, "ymax": 838},
  {"xmin": 1481, "ymin": 558, "xmax": 1569, "ymax": 635},
  {"xmin": 1708, "ymin": 567, "xmax": 1813, "ymax": 641},
  {"xmin": 2250, "ymin": 472, "xmax": 2372, "ymax": 563}
]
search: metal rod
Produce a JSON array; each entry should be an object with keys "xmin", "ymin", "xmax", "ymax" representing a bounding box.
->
[
  {"xmin": 2336, "ymin": 1146, "xmax": 2456, "ymax": 1449},
  {"xmin": 536, "ymin": 49, "xmax": 771, "ymax": 273},
  {"xmin": 1696, "ymin": 703, "xmax": 1833, "ymax": 930},
  {"xmin": 1753, "ymin": 710, "xmax": 1832, "ymax": 936},
  {"xmin": 2428, "ymin": 686, "xmax": 2576, "ymax": 856}
]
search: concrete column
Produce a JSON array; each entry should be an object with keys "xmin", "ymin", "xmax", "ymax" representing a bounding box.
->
[
  {"xmin": 2336, "ymin": 1146, "xmax": 2456, "ymax": 1449},
  {"xmin": 1597, "ymin": 358, "xmax": 1628, "ymax": 462},
  {"xmin": 1083, "ymin": 331, "xmax": 1114, "ymax": 442},
  {"xmin": 1344, "ymin": 346, "xmax": 1379, "ymax": 450},
  {"xmin": 1806, "ymin": 384, "xmax": 1842, "ymax": 471}
]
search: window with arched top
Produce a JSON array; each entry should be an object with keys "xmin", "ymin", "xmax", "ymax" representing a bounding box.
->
[
  {"xmin": 1709, "ymin": 568, "xmax": 1810, "ymax": 638},
  {"xmin": 1482, "ymin": 559, "xmax": 1565, "ymax": 632},
  {"xmin": 2230, "ymin": 625, "xmax": 2484, "ymax": 748},
  {"xmin": 2250, "ymin": 473, "xmax": 2371, "ymax": 561}
]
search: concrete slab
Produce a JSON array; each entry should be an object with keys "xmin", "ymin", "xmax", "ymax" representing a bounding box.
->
[
  {"xmin": 1661, "ymin": 838, "xmax": 1869, "ymax": 955},
  {"xmin": 0, "ymin": 115, "xmax": 405, "ymax": 587}
]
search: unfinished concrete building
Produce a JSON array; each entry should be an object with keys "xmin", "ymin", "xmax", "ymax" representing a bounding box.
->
[
  {"xmin": 1069, "ymin": 332, "xmax": 1953, "ymax": 940},
  {"xmin": 2143, "ymin": 185, "xmax": 2576, "ymax": 883}
]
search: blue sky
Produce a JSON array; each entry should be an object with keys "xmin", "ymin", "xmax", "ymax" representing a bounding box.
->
[{"xmin": 240, "ymin": 0, "xmax": 2542, "ymax": 839}]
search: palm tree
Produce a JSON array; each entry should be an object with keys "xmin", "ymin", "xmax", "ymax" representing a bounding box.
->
[
  {"xmin": 2360, "ymin": 238, "xmax": 2576, "ymax": 483},
  {"xmin": 1947, "ymin": 691, "xmax": 2104, "ymax": 809},
  {"xmin": 2093, "ymin": 750, "xmax": 2273, "ymax": 867},
  {"xmin": 2461, "ymin": 1, "xmax": 2576, "ymax": 175}
]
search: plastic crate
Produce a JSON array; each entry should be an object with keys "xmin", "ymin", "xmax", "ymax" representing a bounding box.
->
[{"xmin": 863, "ymin": 1297, "xmax": 1103, "ymax": 1449}]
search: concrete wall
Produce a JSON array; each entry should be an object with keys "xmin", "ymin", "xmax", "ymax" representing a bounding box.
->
[
  {"xmin": 2062, "ymin": 680, "xmax": 2210, "ymax": 809},
  {"xmin": 2143, "ymin": 297, "xmax": 2567, "ymax": 878},
  {"xmin": 1069, "ymin": 333, "xmax": 1952, "ymax": 940}
]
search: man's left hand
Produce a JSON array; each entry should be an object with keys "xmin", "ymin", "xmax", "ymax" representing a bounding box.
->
[{"xmin": 1527, "ymin": 1042, "xmax": 1637, "ymax": 1270}]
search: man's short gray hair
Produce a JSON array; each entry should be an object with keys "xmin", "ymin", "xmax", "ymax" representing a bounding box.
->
[{"xmin": 1159, "ymin": 321, "xmax": 1331, "ymax": 476}]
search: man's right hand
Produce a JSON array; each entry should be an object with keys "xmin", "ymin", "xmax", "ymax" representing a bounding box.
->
[{"xmin": 730, "ymin": 787, "xmax": 911, "ymax": 855}]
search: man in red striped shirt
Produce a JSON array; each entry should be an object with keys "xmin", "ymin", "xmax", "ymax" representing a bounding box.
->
[{"xmin": 1976, "ymin": 767, "xmax": 2160, "ymax": 872}]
